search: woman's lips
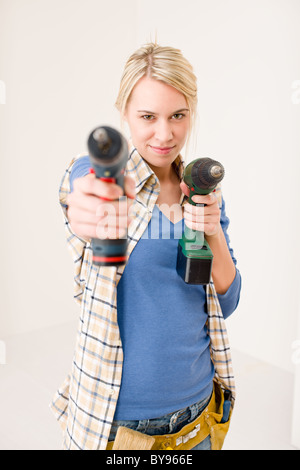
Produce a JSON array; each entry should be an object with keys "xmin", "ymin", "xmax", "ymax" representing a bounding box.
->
[{"xmin": 150, "ymin": 146, "xmax": 175, "ymax": 155}]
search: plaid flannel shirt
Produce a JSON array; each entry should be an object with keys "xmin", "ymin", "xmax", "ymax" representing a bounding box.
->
[{"xmin": 50, "ymin": 145, "xmax": 236, "ymax": 450}]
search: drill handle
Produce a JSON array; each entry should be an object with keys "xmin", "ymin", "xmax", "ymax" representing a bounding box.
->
[
  {"xmin": 183, "ymin": 192, "xmax": 206, "ymax": 246},
  {"xmin": 184, "ymin": 223, "xmax": 205, "ymax": 246},
  {"xmin": 187, "ymin": 191, "xmax": 206, "ymax": 207},
  {"xmin": 188, "ymin": 192, "xmax": 196, "ymax": 206}
]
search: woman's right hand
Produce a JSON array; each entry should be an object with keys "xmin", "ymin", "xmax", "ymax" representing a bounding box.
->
[{"xmin": 66, "ymin": 173, "xmax": 136, "ymax": 241}]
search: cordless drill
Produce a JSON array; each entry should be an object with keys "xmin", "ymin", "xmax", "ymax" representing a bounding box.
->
[
  {"xmin": 87, "ymin": 125, "xmax": 129, "ymax": 266},
  {"xmin": 176, "ymin": 157, "xmax": 225, "ymax": 284}
]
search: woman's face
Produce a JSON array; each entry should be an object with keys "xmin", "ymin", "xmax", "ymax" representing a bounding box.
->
[{"xmin": 124, "ymin": 76, "xmax": 190, "ymax": 171}]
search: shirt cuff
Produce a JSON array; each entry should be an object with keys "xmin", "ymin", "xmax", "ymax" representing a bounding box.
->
[{"xmin": 217, "ymin": 268, "xmax": 242, "ymax": 319}]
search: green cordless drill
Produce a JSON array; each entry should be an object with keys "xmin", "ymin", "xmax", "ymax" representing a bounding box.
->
[{"xmin": 176, "ymin": 157, "xmax": 225, "ymax": 284}]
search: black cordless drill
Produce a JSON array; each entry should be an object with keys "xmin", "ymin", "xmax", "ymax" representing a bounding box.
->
[
  {"xmin": 87, "ymin": 126, "xmax": 129, "ymax": 266},
  {"xmin": 176, "ymin": 157, "xmax": 225, "ymax": 284}
]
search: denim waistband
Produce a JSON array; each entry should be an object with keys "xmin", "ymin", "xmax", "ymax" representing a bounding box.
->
[{"xmin": 109, "ymin": 392, "xmax": 212, "ymax": 440}]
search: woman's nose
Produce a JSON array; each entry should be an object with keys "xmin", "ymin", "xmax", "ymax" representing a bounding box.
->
[{"xmin": 154, "ymin": 119, "xmax": 173, "ymax": 143}]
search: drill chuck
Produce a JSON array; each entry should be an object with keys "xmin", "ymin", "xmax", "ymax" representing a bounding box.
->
[
  {"xmin": 210, "ymin": 164, "xmax": 224, "ymax": 178},
  {"xmin": 88, "ymin": 126, "xmax": 126, "ymax": 170},
  {"xmin": 189, "ymin": 157, "xmax": 224, "ymax": 192},
  {"xmin": 93, "ymin": 128, "xmax": 112, "ymax": 154}
]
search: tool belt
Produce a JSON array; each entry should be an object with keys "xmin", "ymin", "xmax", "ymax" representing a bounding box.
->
[{"xmin": 107, "ymin": 380, "xmax": 232, "ymax": 451}]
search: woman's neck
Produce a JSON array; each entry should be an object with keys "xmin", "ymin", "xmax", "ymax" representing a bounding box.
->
[
  {"xmin": 154, "ymin": 164, "xmax": 182, "ymax": 208},
  {"xmin": 148, "ymin": 162, "xmax": 175, "ymax": 184}
]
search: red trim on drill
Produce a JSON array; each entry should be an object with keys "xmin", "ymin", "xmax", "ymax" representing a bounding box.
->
[
  {"xmin": 89, "ymin": 170, "xmax": 116, "ymax": 184},
  {"xmin": 93, "ymin": 255, "xmax": 127, "ymax": 263},
  {"xmin": 100, "ymin": 177, "xmax": 116, "ymax": 183}
]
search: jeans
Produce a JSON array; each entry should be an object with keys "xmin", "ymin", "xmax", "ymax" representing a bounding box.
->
[{"xmin": 109, "ymin": 394, "xmax": 212, "ymax": 451}]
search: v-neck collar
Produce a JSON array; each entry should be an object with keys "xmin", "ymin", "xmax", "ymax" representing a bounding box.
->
[{"xmin": 155, "ymin": 204, "xmax": 184, "ymax": 226}]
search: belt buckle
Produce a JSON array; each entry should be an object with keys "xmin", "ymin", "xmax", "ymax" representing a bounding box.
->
[{"xmin": 175, "ymin": 423, "xmax": 201, "ymax": 447}]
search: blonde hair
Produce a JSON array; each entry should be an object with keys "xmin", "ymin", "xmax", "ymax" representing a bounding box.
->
[{"xmin": 115, "ymin": 43, "xmax": 198, "ymax": 136}]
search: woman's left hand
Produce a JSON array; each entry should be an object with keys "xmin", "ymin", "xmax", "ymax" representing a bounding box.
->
[{"xmin": 180, "ymin": 181, "xmax": 221, "ymax": 238}]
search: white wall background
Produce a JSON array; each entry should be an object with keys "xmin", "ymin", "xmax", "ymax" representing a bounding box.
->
[
  {"xmin": 0, "ymin": 0, "xmax": 138, "ymax": 335},
  {"xmin": 137, "ymin": 0, "xmax": 300, "ymax": 376},
  {"xmin": 0, "ymin": 0, "xmax": 299, "ymax": 381}
]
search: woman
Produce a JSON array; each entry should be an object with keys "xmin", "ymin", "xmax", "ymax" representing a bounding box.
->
[{"xmin": 51, "ymin": 43, "xmax": 241, "ymax": 450}]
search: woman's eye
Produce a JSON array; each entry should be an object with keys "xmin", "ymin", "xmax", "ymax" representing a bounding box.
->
[
  {"xmin": 141, "ymin": 113, "xmax": 185, "ymax": 121},
  {"xmin": 172, "ymin": 113, "xmax": 184, "ymax": 120},
  {"xmin": 142, "ymin": 115, "xmax": 154, "ymax": 121}
]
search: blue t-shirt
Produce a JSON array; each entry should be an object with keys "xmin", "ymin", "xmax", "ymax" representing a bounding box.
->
[{"xmin": 70, "ymin": 156, "xmax": 241, "ymax": 420}]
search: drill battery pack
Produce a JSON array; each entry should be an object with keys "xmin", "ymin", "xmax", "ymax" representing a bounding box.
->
[{"xmin": 176, "ymin": 240, "xmax": 213, "ymax": 285}]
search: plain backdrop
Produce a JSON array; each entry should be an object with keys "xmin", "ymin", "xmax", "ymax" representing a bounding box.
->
[{"xmin": 0, "ymin": 0, "xmax": 299, "ymax": 446}]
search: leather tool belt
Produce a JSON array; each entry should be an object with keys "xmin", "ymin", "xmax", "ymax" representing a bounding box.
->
[{"xmin": 107, "ymin": 380, "xmax": 232, "ymax": 451}]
